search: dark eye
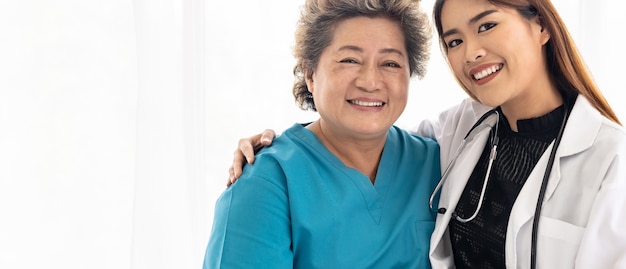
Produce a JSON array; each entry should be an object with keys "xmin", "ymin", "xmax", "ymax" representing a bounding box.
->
[
  {"xmin": 383, "ymin": 62, "xmax": 401, "ymax": 68},
  {"xmin": 339, "ymin": 58, "xmax": 358, "ymax": 64},
  {"xmin": 447, "ymin": 39, "xmax": 462, "ymax": 48},
  {"xmin": 478, "ymin": 22, "xmax": 496, "ymax": 33}
]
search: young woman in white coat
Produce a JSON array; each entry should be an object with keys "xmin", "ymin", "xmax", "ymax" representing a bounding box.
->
[{"xmin": 225, "ymin": 0, "xmax": 626, "ymax": 268}]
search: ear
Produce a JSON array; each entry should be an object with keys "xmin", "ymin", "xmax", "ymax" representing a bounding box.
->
[
  {"xmin": 305, "ymin": 68, "xmax": 315, "ymax": 93},
  {"xmin": 539, "ymin": 26, "xmax": 550, "ymax": 45},
  {"xmin": 535, "ymin": 16, "xmax": 550, "ymax": 45}
]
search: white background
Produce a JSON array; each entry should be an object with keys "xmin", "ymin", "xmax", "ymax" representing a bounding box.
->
[{"xmin": 0, "ymin": 0, "xmax": 623, "ymax": 268}]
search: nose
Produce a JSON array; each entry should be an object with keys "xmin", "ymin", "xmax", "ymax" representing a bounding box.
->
[
  {"xmin": 464, "ymin": 39, "xmax": 486, "ymax": 64},
  {"xmin": 355, "ymin": 63, "xmax": 382, "ymax": 92}
]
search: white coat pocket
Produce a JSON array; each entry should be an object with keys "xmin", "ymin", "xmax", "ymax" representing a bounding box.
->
[{"xmin": 536, "ymin": 216, "xmax": 584, "ymax": 268}]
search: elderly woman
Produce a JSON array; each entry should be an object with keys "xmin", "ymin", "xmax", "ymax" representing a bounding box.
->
[{"xmin": 202, "ymin": 0, "xmax": 439, "ymax": 268}]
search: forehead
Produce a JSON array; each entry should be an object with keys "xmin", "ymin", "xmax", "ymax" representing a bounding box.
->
[
  {"xmin": 440, "ymin": 0, "xmax": 498, "ymax": 27},
  {"xmin": 329, "ymin": 16, "xmax": 406, "ymax": 49}
]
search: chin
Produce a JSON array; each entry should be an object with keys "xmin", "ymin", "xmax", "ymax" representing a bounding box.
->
[
  {"xmin": 474, "ymin": 94, "xmax": 505, "ymax": 108},
  {"xmin": 352, "ymin": 124, "xmax": 391, "ymax": 137}
]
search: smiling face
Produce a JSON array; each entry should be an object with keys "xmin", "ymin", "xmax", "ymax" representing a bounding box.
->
[
  {"xmin": 306, "ymin": 16, "xmax": 410, "ymax": 139},
  {"xmin": 440, "ymin": 0, "xmax": 552, "ymax": 109}
]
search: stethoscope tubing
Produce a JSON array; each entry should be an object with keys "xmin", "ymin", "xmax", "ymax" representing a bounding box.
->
[
  {"xmin": 530, "ymin": 101, "xmax": 570, "ymax": 269},
  {"xmin": 428, "ymin": 102, "xmax": 570, "ymax": 269},
  {"xmin": 428, "ymin": 108, "xmax": 499, "ymax": 212},
  {"xmin": 453, "ymin": 109, "xmax": 499, "ymax": 223}
]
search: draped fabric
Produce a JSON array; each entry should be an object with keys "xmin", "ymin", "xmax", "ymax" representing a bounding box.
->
[
  {"xmin": 0, "ymin": 0, "xmax": 623, "ymax": 269},
  {"xmin": 0, "ymin": 0, "xmax": 206, "ymax": 268}
]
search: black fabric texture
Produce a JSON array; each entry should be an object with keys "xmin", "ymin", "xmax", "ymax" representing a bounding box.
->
[{"xmin": 448, "ymin": 104, "xmax": 566, "ymax": 269}]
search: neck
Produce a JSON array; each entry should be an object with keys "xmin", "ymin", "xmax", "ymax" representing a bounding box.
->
[
  {"xmin": 307, "ymin": 120, "xmax": 385, "ymax": 184},
  {"xmin": 500, "ymin": 88, "xmax": 563, "ymax": 132}
]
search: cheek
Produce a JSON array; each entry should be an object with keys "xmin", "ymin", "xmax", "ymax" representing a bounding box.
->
[
  {"xmin": 446, "ymin": 53, "xmax": 465, "ymax": 76},
  {"xmin": 390, "ymin": 79, "xmax": 410, "ymax": 104},
  {"xmin": 312, "ymin": 79, "xmax": 341, "ymax": 105},
  {"xmin": 397, "ymin": 82, "xmax": 409, "ymax": 100},
  {"xmin": 398, "ymin": 91, "xmax": 409, "ymax": 110}
]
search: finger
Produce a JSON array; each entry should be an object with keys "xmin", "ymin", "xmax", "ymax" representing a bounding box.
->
[
  {"xmin": 238, "ymin": 137, "xmax": 258, "ymax": 164},
  {"xmin": 232, "ymin": 150, "xmax": 246, "ymax": 183},
  {"xmin": 259, "ymin": 129, "xmax": 277, "ymax": 146},
  {"xmin": 227, "ymin": 166, "xmax": 235, "ymax": 187}
]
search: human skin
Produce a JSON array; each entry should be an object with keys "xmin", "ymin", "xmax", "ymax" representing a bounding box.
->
[
  {"xmin": 304, "ymin": 16, "xmax": 410, "ymax": 182},
  {"xmin": 440, "ymin": 0, "xmax": 561, "ymax": 131}
]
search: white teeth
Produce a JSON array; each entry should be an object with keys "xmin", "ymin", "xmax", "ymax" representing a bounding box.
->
[
  {"xmin": 472, "ymin": 65, "xmax": 502, "ymax": 80},
  {"xmin": 350, "ymin": 100, "xmax": 383, "ymax": 107}
]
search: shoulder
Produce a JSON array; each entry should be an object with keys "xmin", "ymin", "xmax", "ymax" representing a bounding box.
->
[
  {"xmin": 388, "ymin": 126, "xmax": 441, "ymax": 165},
  {"xmin": 414, "ymin": 98, "xmax": 492, "ymax": 141},
  {"xmin": 238, "ymin": 124, "xmax": 316, "ymax": 186},
  {"xmin": 387, "ymin": 127, "xmax": 441, "ymax": 189},
  {"xmin": 254, "ymin": 124, "xmax": 312, "ymax": 163},
  {"xmin": 390, "ymin": 125, "xmax": 438, "ymax": 148},
  {"xmin": 563, "ymin": 96, "xmax": 626, "ymax": 154},
  {"xmin": 560, "ymin": 106, "xmax": 626, "ymax": 189},
  {"xmin": 559, "ymin": 98, "xmax": 626, "ymax": 190},
  {"xmin": 592, "ymin": 119, "xmax": 626, "ymax": 158}
]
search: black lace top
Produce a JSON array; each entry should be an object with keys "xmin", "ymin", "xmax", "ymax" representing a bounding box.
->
[{"xmin": 448, "ymin": 104, "xmax": 568, "ymax": 269}]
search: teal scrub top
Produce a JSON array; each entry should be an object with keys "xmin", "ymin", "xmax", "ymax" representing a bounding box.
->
[{"xmin": 204, "ymin": 123, "xmax": 440, "ymax": 268}]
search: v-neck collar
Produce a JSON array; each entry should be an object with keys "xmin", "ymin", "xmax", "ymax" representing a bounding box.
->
[{"xmin": 291, "ymin": 123, "xmax": 395, "ymax": 223}]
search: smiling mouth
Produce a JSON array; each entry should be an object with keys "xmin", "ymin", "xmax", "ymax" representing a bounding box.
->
[
  {"xmin": 349, "ymin": 100, "xmax": 384, "ymax": 107},
  {"xmin": 472, "ymin": 64, "xmax": 503, "ymax": 80}
]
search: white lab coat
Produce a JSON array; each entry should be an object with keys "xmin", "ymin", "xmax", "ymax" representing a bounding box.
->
[{"xmin": 415, "ymin": 96, "xmax": 626, "ymax": 268}]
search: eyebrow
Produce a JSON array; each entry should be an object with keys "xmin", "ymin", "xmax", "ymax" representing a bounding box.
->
[
  {"xmin": 441, "ymin": 9, "xmax": 498, "ymax": 39},
  {"xmin": 338, "ymin": 45, "xmax": 405, "ymax": 57}
]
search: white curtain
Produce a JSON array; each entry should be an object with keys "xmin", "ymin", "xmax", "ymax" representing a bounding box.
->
[
  {"xmin": 131, "ymin": 0, "xmax": 206, "ymax": 268},
  {"xmin": 0, "ymin": 0, "xmax": 206, "ymax": 268},
  {"xmin": 551, "ymin": 0, "xmax": 626, "ymax": 119},
  {"xmin": 0, "ymin": 1, "xmax": 623, "ymax": 269}
]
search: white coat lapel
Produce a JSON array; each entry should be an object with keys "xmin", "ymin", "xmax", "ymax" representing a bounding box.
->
[
  {"xmin": 505, "ymin": 143, "xmax": 552, "ymax": 267},
  {"xmin": 542, "ymin": 97, "xmax": 602, "ymax": 201},
  {"xmin": 505, "ymin": 96, "xmax": 601, "ymax": 266}
]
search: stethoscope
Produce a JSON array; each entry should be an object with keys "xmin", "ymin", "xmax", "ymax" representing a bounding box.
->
[
  {"xmin": 428, "ymin": 101, "xmax": 570, "ymax": 269},
  {"xmin": 428, "ymin": 108, "xmax": 500, "ymax": 222}
]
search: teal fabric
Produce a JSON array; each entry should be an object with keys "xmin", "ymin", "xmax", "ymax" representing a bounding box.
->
[{"xmin": 204, "ymin": 123, "xmax": 440, "ymax": 269}]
